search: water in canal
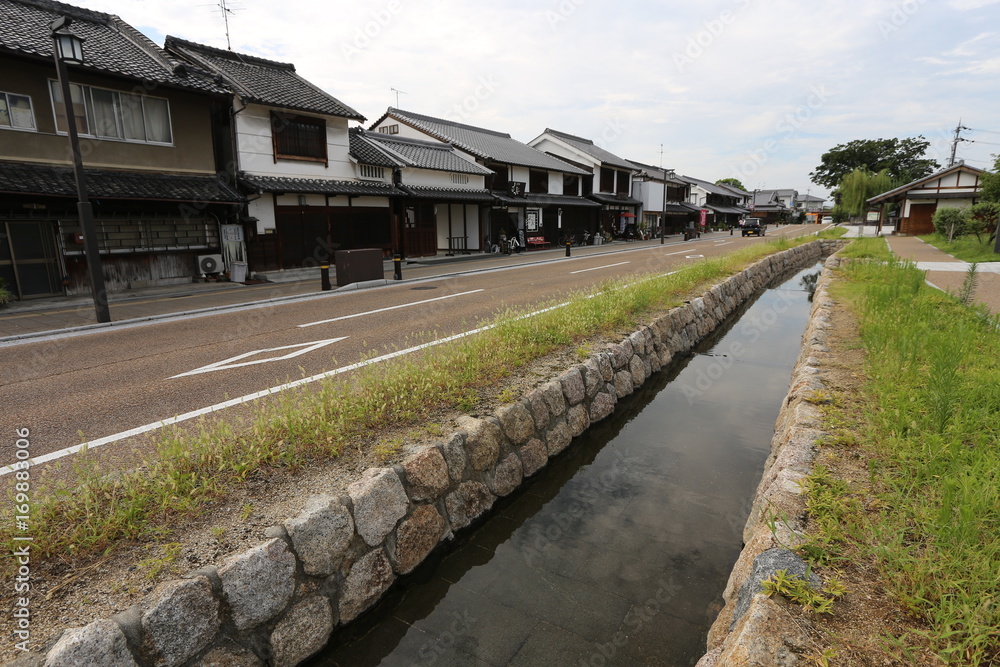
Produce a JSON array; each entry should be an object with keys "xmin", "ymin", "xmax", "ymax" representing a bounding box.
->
[{"xmin": 312, "ymin": 263, "xmax": 823, "ymax": 667}]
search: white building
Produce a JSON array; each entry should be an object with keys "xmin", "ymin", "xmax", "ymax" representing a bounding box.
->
[
  {"xmin": 867, "ymin": 162, "xmax": 985, "ymax": 235},
  {"xmin": 628, "ymin": 161, "xmax": 697, "ymax": 234},
  {"xmin": 167, "ymin": 37, "xmax": 396, "ymax": 276}
]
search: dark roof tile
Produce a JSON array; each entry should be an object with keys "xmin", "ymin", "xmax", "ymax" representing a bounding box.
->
[
  {"xmin": 166, "ymin": 36, "xmax": 364, "ymax": 120},
  {"xmin": 238, "ymin": 173, "xmax": 399, "ymax": 197}
]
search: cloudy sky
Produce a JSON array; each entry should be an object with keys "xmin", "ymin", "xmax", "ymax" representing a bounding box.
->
[{"xmin": 75, "ymin": 0, "xmax": 1000, "ymax": 200}]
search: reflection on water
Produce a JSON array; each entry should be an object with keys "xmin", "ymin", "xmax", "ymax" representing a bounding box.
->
[{"xmin": 313, "ymin": 263, "xmax": 823, "ymax": 667}]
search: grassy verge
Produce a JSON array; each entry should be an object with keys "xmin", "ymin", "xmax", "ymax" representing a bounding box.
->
[
  {"xmin": 919, "ymin": 233, "xmax": 1000, "ymax": 263},
  {"xmin": 807, "ymin": 257, "xmax": 1000, "ymax": 665},
  {"xmin": 4, "ymin": 233, "xmax": 837, "ymax": 563}
]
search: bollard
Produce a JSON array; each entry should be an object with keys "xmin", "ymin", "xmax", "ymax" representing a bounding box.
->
[
  {"xmin": 320, "ymin": 264, "xmax": 331, "ymax": 291},
  {"xmin": 565, "ymin": 239, "xmax": 571, "ymax": 257},
  {"xmin": 393, "ymin": 254, "xmax": 402, "ymax": 281}
]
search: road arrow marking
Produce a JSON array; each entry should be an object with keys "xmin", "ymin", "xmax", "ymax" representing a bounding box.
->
[{"xmin": 170, "ymin": 338, "xmax": 348, "ymax": 378}]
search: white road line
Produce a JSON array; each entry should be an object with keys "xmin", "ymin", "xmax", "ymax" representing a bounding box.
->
[
  {"xmin": 0, "ymin": 262, "xmax": 692, "ymax": 476},
  {"xmin": 170, "ymin": 338, "xmax": 348, "ymax": 379},
  {"xmin": 714, "ymin": 241, "xmax": 734, "ymax": 246},
  {"xmin": 664, "ymin": 250, "xmax": 691, "ymax": 256},
  {"xmin": 0, "ymin": 300, "xmax": 569, "ymax": 476},
  {"xmin": 298, "ymin": 289, "xmax": 484, "ymax": 328},
  {"xmin": 571, "ymin": 261, "xmax": 630, "ymax": 274}
]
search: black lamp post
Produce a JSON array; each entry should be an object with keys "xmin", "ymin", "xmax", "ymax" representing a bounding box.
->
[
  {"xmin": 660, "ymin": 168, "xmax": 675, "ymax": 245},
  {"xmin": 51, "ymin": 16, "xmax": 110, "ymax": 323}
]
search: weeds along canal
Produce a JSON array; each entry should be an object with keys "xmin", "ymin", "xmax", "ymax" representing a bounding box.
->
[{"xmin": 311, "ymin": 263, "xmax": 824, "ymax": 667}]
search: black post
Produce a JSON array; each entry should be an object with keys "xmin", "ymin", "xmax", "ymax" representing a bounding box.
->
[
  {"xmin": 565, "ymin": 239, "xmax": 571, "ymax": 257},
  {"xmin": 52, "ymin": 25, "xmax": 110, "ymax": 323},
  {"xmin": 320, "ymin": 264, "xmax": 331, "ymax": 290},
  {"xmin": 393, "ymin": 254, "xmax": 402, "ymax": 280}
]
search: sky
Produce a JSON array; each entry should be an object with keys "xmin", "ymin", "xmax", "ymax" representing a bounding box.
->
[{"xmin": 73, "ymin": 0, "xmax": 1000, "ymax": 201}]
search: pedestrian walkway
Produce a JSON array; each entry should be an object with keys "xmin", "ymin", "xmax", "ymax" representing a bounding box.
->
[
  {"xmin": 0, "ymin": 234, "xmax": 696, "ymax": 341},
  {"xmin": 884, "ymin": 235, "xmax": 1000, "ymax": 314},
  {"xmin": 841, "ymin": 223, "xmax": 895, "ymax": 238}
]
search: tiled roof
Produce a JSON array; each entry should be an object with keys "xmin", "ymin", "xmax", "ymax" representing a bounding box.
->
[
  {"xmin": 627, "ymin": 160, "xmax": 689, "ymax": 186},
  {"xmin": 867, "ymin": 162, "xmax": 984, "ymax": 204},
  {"xmin": 350, "ymin": 129, "xmax": 493, "ymax": 175},
  {"xmin": 493, "ymin": 192, "xmax": 601, "ymax": 208},
  {"xmin": 399, "ymin": 185, "xmax": 495, "ymax": 203},
  {"xmin": 682, "ymin": 175, "xmax": 741, "ymax": 198},
  {"xmin": 375, "ymin": 108, "xmax": 587, "ymax": 175},
  {"xmin": 165, "ymin": 36, "xmax": 364, "ymax": 120},
  {"xmin": 0, "ymin": 161, "xmax": 244, "ymax": 202},
  {"xmin": 238, "ymin": 173, "xmax": 399, "ymax": 197},
  {"xmin": 0, "ymin": 0, "xmax": 224, "ymax": 93},
  {"xmin": 587, "ymin": 192, "xmax": 642, "ymax": 207},
  {"xmin": 540, "ymin": 129, "xmax": 635, "ymax": 170}
]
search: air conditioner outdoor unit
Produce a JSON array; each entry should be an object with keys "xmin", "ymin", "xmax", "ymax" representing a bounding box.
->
[{"xmin": 197, "ymin": 254, "xmax": 224, "ymax": 274}]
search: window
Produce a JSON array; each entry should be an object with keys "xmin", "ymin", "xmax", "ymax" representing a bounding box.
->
[
  {"xmin": 529, "ymin": 169, "xmax": 548, "ymax": 194},
  {"xmin": 378, "ymin": 124, "xmax": 399, "ymax": 135},
  {"xmin": 0, "ymin": 92, "xmax": 36, "ymax": 130},
  {"xmin": 48, "ymin": 81, "xmax": 172, "ymax": 144},
  {"xmin": 582, "ymin": 175, "xmax": 593, "ymax": 196},
  {"xmin": 617, "ymin": 170, "xmax": 631, "ymax": 195},
  {"xmin": 600, "ymin": 167, "xmax": 614, "ymax": 192},
  {"xmin": 359, "ymin": 164, "xmax": 384, "ymax": 179},
  {"xmin": 272, "ymin": 112, "xmax": 327, "ymax": 162},
  {"xmin": 563, "ymin": 174, "xmax": 579, "ymax": 196},
  {"xmin": 451, "ymin": 173, "xmax": 469, "ymax": 185}
]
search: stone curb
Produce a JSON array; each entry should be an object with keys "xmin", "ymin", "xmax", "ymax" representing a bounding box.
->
[
  {"xmin": 694, "ymin": 251, "xmax": 847, "ymax": 667},
  {"xmin": 23, "ymin": 240, "xmax": 846, "ymax": 667}
]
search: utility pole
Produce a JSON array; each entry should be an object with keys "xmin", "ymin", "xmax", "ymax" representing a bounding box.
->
[{"xmin": 949, "ymin": 120, "xmax": 970, "ymax": 167}]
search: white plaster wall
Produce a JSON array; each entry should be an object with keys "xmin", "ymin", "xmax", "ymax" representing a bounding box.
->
[
  {"xmin": 275, "ymin": 194, "xmax": 326, "ymax": 207},
  {"xmin": 549, "ymin": 171, "xmax": 564, "ymax": 195},
  {"xmin": 402, "ymin": 169, "xmax": 486, "ymax": 189},
  {"xmin": 371, "ymin": 117, "xmax": 448, "ymax": 144},
  {"xmin": 937, "ymin": 198, "xmax": 977, "ymax": 210},
  {"xmin": 248, "ymin": 194, "xmax": 275, "ymax": 232},
  {"xmin": 235, "ymin": 103, "xmax": 355, "ymax": 180},
  {"xmin": 511, "ymin": 166, "xmax": 530, "ymax": 185}
]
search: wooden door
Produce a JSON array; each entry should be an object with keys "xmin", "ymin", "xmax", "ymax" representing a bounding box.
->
[
  {"xmin": 404, "ymin": 204, "xmax": 436, "ymax": 257},
  {"xmin": 906, "ymin": 203, "xmax": 936, "ymax": 236}
]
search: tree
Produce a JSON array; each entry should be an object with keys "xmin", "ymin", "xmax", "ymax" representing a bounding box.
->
[
  {"xmin": 716, "ymin": 177, "xmax": 746, "ymax": 191},
  {"xmin": 810, "ymin": 137, "xmax": 939, "ymax": 190},
  {"xmin": 837, "ymin": 168, "xmax": 900, "ymax": 217},
  {"xmin": 980, "ymin": 153, "xmax": 1000, "ymax": 203}
]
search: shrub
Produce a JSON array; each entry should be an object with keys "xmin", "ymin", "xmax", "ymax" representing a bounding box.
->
[
  {"xmin": 932, "ymin": 207, "xmax": 969, "ymax": 238},
  {"xmin": 0, "ymin": 277, "xmax": 12, "ymax": 305},
  {"xmin": 967, "ymin": 202, "xmax": 1000, "ymax": 245}
]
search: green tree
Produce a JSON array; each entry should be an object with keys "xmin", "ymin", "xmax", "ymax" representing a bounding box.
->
[
  {"xmin": 810, "ymin": 137, "xmax": 939, "ymax": 190},
  {"xmin": 837, "ymin": 168, "xmax": 900, "ymax": 217},
  {"xmin": 932, "ymin": 207, "xmax": 969, "ymax": 239},
  {"xmin": 715, "ymin": 177, "xmax": 747, "ymax": 191},
  {"xmin": 979, "ymin": 153, "xmax": 1000, "ymax": 203}
]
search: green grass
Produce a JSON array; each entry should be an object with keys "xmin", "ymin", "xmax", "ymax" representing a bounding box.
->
[
  {"xmin": 3, "ymin": 233, "xmax": 836, "ymax": 563},
  {"xmin": 919, "ymin": 233, "xmax": 1000, "ymax": 263},
  {"xmin": 810, "ymin": 257, "xmax": 1000, "ymax": 665},
  {"xmin": 837, "ymin": 236, "xmax": 893, "ymax": 261}
]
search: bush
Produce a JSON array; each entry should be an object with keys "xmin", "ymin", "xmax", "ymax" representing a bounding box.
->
[
  {"xmin": 0, "ymin": 277, "xmax": 11, "ymax": 305},
  {"xmin": 967, "ymin": 202, "xmax": 1000, "ymax": 244},
  {"xmin": 932, "ymin": 207, "xmax": 970, "ymax": 238}
]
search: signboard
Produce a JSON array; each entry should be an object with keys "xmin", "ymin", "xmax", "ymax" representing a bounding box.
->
[
  {"xmin": 508, "ymin": 181, "xmax": 525, "ymax": 197},
  {"xmin": 526, "ymin": 209, "xmax": 539, "ymax": 231},
  {"xmin": 699, "ymin": 209, "xmax": 708, "ymax": 227},
  {"xmin": 866, "ymin": 211, "xmax": 880, "ymax": 222}
]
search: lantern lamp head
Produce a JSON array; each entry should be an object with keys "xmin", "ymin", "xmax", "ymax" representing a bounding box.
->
[{"xmin": 51, "ymin": 17, "xmax": 84, "ymax": 65}]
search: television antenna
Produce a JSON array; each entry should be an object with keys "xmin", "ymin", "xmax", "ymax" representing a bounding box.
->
[
  {"xmin": 204, "ymin": 0, "xmax": 242, "ymax": 50},
  {"xmin": 391, "ymin": 88, "xmax": 407, "ymax": 108}
]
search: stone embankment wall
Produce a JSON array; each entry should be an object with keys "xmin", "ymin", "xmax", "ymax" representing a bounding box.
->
[
  {"xmin": 23, "ymin": 240, "xmax": 845, "ymax": 667},
  {"xmin": 695, "ymin": 253, "xmax": 845, "ymax": 667}
]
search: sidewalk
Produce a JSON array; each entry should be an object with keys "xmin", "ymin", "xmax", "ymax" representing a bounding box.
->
[
  {"xmin": 884, "ymin": 235, "xmax": 1000, "ymax": 314},
  {"xmin": 0, "ymin": 233, "xmax": 701, "ymax": 342}
]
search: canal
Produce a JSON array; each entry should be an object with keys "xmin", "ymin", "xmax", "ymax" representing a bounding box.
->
[{"xmin": 312, "ymin": 262, "xmax": 823, "ymax": 666}]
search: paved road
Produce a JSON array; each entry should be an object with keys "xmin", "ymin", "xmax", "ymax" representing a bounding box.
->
[{"xmin": 0, "ymin": 225, "xmax": 829, "ymax": 477}]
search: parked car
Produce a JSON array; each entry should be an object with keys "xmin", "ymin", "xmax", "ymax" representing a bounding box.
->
[
  {"xmin": 741, "ymin": 218, "xmax": 765, "ymax": 236},
  {"xmin": 821, "ymin": 215, "xmax": 834, "ymax": 225}
]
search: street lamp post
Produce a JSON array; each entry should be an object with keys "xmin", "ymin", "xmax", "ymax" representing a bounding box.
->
[
  {"xmin": 660, "ymin": 168, "xmax": 675, "ymax": 245},
  {"xmin": 51, "ymin": 16, "xmax": 110, "ymax": 323}
]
